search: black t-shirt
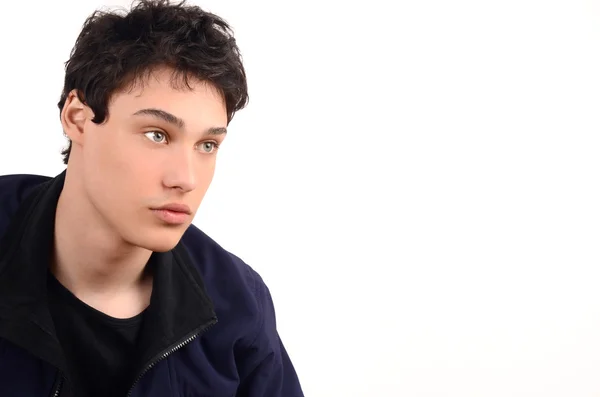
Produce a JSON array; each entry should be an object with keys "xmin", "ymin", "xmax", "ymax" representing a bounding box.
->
[{"xmin": 47, "ymin": 273, "xmax": 145, "ymax": 397}]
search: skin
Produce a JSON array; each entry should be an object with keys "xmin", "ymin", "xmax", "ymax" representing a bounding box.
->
[{"xmin": 52, "ymin": 66, "xmax": 228, "ymax": 318}]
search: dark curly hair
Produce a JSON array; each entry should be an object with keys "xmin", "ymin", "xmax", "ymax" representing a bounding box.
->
[{"xmin": 58, "ymin": 0, "xmax": 249, "ymax": 164}]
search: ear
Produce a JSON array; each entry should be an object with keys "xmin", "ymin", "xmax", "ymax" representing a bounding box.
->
[{"xmin": 60, "ymin": 90, "xmax": 93, "ymax": 146}]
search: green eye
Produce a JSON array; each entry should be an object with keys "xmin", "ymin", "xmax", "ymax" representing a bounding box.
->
[
  {"xmin": 145, "ymin": 131, "xmax": 167, "ymax": 143},
  {"xmin": 199, "ymin": 142, "xmax": 219, "ymax": 153}
]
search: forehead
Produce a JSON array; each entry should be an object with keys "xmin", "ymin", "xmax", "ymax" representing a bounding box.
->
[{"xmin": 108, "ymin": 67, "xmax": 228, "ymax": 127}]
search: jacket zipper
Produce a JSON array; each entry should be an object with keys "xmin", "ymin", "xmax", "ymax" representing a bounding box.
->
[
  {"xmin": 50, "ymin": 323, "xmax": 216, "ymax": 397},
  {"xmin": 126, "ymin": 320, "xmax": 216, "ymax": 397},
  {"xmin": 51, "ymin": 375, "xmax": 64, "ymax": 397}
]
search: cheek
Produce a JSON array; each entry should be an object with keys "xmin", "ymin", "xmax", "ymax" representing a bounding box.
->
[
  {"xmin": 200, "ymin": 158, "xmax": 217, "ymax": 184},
  {"xmin": 86, "ymin": 130, "xmax": 149, "ymax": 179},
  {"xmin": 192, "ymin": 161, "xmax": 217, "ymax": 201},
  {"xmin": 83, "ymin": 131, "xmax": 151, "ymax": 205},
  {"xmin": 83, "ymin": 127, "xmax": 123, "ymax": 169}
]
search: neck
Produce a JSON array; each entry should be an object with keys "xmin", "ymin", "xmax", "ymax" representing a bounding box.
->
[{"xmin": 51, "ymin": 169, "xmax": 153, "ymax": 317}]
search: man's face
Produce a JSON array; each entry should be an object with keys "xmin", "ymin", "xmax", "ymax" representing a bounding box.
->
[{"xmin": 73, "ymin": 68, "xmax": 228, "ymax": 252}]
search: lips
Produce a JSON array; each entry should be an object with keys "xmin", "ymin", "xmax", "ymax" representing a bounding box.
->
[
  {"xmin": 154, "ymin": 203, "xmax": 191, "ymax": 214},
  {"xmin": 151, "ymin": 203, "xmax": 192, "ymax": 225}
]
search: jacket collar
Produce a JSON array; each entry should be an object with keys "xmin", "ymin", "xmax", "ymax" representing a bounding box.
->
[{"xmin": 0, "ymin": 170, "xmax": 217, "ymax": 372}]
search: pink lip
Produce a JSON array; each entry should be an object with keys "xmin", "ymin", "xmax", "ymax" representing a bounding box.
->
[
  {"xmin": 151, "ymin": 203, "xmax": 192, "ymax": 225},
  {"xmin": 155, "ymin": 203, "xmax": 191, "ymax": 214}
]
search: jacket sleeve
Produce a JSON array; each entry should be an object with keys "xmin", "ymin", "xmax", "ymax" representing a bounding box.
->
[{"xmin": 236, "ymin": 269, "xmax": 304, "ymax": 397}]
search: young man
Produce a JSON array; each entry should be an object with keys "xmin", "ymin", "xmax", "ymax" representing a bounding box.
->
[{"xmin": 0, "ymin": 1, "xmax": 303, "ymax": 396}]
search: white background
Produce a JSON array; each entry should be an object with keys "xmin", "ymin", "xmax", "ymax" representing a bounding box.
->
[{"xmin": 2, "ymin": 0, "xmax": 600, "ymax": 396}]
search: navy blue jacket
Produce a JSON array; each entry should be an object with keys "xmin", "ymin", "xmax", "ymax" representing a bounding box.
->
[{"xmin": 0, "ymin": 171, "xmax": 303, "ymax": 397}]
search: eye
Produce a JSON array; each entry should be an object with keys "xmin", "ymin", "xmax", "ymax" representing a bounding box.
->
[
  {"xmin": 144, "ymin": 131, "xmax": 167, "ymax": 144},
  {"xmin": 199, "ymin": 141, "xmax": 220, "ymax": 153}
]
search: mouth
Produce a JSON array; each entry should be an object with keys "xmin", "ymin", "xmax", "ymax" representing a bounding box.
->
[{"xmin": 151, "ymin": 204, "xmax": 192, "ymax": 225}]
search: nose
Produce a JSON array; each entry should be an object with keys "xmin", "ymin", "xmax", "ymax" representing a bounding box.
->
[{"xmin": 163, "ymin": 150, "xmax": 197, "ymax": 192}]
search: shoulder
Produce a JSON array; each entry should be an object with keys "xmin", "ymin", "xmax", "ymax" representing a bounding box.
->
[
  {"xmin": 179, "ymin": 225, "xmax": 269, "ymax": 340},
  {"xmin": 0, "ymin": 174, "xmax": 52, "ymax": 240},
  {"xmin": 180, "ymin": 225, "xmax": 264, "ymax": 291},
  {"xmin": 0, "ymin": 173, "xmax": 51, "ymax": 207}
]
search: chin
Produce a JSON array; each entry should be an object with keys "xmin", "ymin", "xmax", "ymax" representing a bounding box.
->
[{"xmin": 130, "ymin": 230, "xmax": 185, "ymax": 253}]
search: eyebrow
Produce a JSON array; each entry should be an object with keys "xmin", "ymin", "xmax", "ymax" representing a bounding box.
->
[{"xmin": 132, "ymin": 108, "xmax": 227, "ymax": 135}]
